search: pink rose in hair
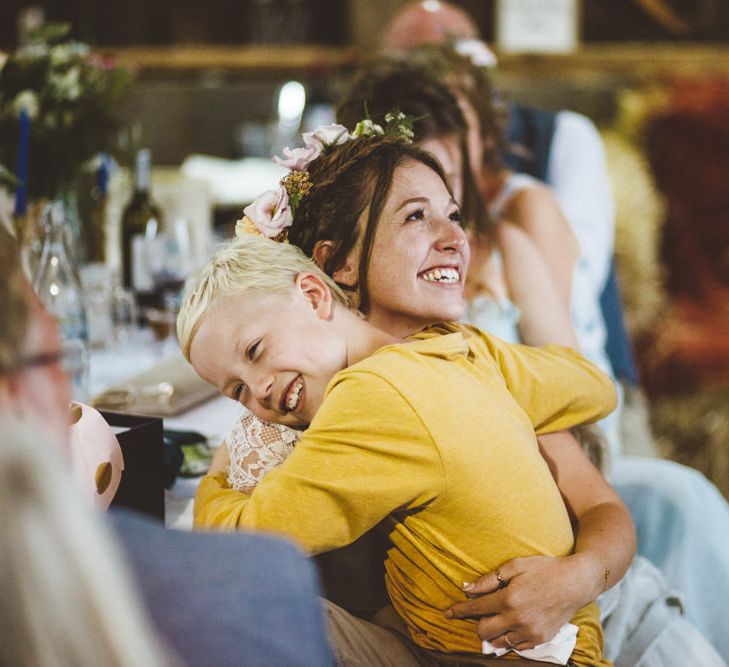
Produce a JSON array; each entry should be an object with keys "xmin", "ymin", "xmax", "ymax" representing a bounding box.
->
[
  {"xmin": 273, "ymin": 145, "xmax": 320, "ymax": 171},
  {"xmin": 243, "ymin": 187, "xmax": 293, "ymax": 238},
  {"xmin": 302, "ymin": 123, "xmax": 351, "ymax": 152}
]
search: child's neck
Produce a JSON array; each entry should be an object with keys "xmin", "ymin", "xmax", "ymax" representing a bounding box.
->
[{"xmin": 343, "ymin": 311, "xmax": 401, "ymax": 367}]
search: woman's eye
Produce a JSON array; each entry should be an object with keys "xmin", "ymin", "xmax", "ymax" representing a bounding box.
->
[
  {"xmin": 233, "ymin": 384, "xmax": 245, "ymax": 401},
  {"xmin": 405, "ymin": 208, "xmax": 425, "ymax": 223},
  {"xmin": 449, "ymin": 209, "xmax": 463, "ymax": 224}
]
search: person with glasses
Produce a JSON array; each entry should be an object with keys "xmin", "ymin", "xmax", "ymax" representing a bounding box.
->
[{"xmin": 0, "ymin": 228, "xmax": 334, "ymax": 667}]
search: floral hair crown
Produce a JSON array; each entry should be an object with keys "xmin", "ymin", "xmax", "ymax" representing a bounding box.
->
[{"xmin": 236, "ymin": 110, "xmax": 416, "ymax": 242}]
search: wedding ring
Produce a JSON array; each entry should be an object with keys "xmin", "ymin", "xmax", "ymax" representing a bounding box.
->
[
  {"xmin": 504, "ymin": 633, "xmax": 515, "ymax": 649},
  {"xmin": 496, "ymin": 569, "xmax": 506, "ymax": 588}
]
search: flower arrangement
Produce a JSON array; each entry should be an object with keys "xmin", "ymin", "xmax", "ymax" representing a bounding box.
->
[
  {"xmin": 238, "ymin": 114, "xmax": 416, "ymax": 242},
  {"xmin": 0, "ymin": 23, "xmax": 131, "ymax": 202}
]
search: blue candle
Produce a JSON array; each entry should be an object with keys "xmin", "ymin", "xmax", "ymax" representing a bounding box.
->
[{"xmin": 14, "ymin": 108, "xmax": 30, "ymax": 217}]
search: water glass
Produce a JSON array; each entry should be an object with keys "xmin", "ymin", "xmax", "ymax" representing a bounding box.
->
[{"xmin": 112, "ymin": 286, "xmax": 138, "ymax": 345}]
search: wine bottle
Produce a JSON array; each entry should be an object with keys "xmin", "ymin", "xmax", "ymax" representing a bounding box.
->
[
  {"xmin": 81, "ymin": 153, "xmax": 111, "ymax": 264},
  {"xmin": 121, "ymin": 148, "xmax": 162, "ymax": 294}
]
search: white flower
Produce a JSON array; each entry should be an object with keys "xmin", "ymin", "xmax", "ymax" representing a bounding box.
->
[
  {"xmin": 352, "ymin": 119, "xmax": 384, "ymax": 138},
  {"xmin": 15, "ymin": 42, "xmax": 49, "ymax": 62},
  {"xmin": 49, "ymin": 66, "xmax": 82, "ymax": 101},
  {"xmin": 50, "ymin": 42, "xmax": 89, "ymax": 66},
  {"xmin": 242, "ymin": 187, "xmax": 293, "ymax": 238},
  {"xmin": 273, "ymin": 144, "xmax": 320, "ymax": 171},
  {"xmin": 12, "ymin": 90, "xmax": 40, "ymax": 120},
  {"xmin": 302, "ymin": 123, "xmax": 351, "ymax": 152},
  {"xmin": 454, "ymin": 39, "xmax": 498, "ymax": 68}
]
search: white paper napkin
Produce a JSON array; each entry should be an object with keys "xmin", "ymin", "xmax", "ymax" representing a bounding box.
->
[{"xmin": 482, "ymin": 622, "xmax": 578, "ymax": 665}]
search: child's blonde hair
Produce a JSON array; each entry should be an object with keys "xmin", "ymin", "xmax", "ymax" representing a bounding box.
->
[{"xmin": 177, "ymin": 234, "xmax": 350, "ymax": 361}]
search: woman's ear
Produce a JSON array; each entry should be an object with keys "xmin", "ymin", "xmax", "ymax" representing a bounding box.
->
[
  {"xmin": 312, "ymin": 240, "xmax": 358, "ymax": 288},
  {"xmin": 331, "ymin": 261, "xmax": 358, "ymax": 288},
  {"xmin": 296, "ymin": 272, "xmax": 334, "ymax": 320}
]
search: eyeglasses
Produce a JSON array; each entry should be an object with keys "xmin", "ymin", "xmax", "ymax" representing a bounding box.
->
[
  {"xmin": 1, "ymin": 341, "xmax": 86, "ymax": 377},
  {"xmin": 0, "ymin": 350, "xmax": 64, "ymax": 375}
]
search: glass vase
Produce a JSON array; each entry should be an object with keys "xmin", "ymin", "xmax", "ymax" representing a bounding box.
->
[
  {"xmin": 16, "ymin": 198, "xmax": 49, "ymax": 281},
  {"xmin": 33, "ymin": 201, "xmax": 90, "ymax": 401}
]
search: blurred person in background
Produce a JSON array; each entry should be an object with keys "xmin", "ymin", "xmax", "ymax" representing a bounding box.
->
[
  {"xmin": 0, "ymin": 228, "xmax": 334, "ymax": 667},
  {"xmin": 0, "ymin": 231, "xmax": 173, "ymax": 667}
]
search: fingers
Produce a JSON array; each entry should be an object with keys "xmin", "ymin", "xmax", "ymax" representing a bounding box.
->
[
  {"xmin": 462, "ymin": 563, "xmax": 513, "ymax": 597},
  {"xmin": 445, "ymin": 589, "xmax": 504, "ymax": 619},
  {"xmin": 208, "ymin": 441, "xmax": 231, "ymax": 476},
  {"xmin": 477, "ymin": 609, "xmax": 560, "ymax": 648},
  {"xmin": 447, "ymin": 582, "xmax": 561, "ymax": 647},
  {"xmin": 485, "ymin": 631, "xmax": 535, "ymax": 652}
]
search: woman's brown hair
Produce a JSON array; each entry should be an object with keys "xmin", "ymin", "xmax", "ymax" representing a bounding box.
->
[{"xmin": 336, "ymin": 53, "xmax": 494, "ymax": 241}]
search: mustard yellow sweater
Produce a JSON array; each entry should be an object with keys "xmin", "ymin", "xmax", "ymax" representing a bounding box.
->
[{"xmin": 195, "ymin": 325, "xmax": 616, "ymax": 665}]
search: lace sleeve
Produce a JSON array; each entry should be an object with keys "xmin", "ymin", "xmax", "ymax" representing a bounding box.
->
[{"xmin": 225, "ymin": 411, "xmax": 300, "ymax": 492}]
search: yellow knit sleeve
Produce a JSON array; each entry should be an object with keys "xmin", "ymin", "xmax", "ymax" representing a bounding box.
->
[
  {"xmin": 463, "ymin": 326, "xmax": 617, "ymax": 433},
  {"xmin": 194, "ymin": 371, "xmax": 443, "ymax": 552}
]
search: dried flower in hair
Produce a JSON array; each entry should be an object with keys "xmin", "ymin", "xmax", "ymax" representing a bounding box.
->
[{"xmin": 282, "ymin": 170, "xmax": 313, "ymax": 215}]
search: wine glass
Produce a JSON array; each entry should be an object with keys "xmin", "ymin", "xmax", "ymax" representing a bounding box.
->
[{"xmin": 145, "ymin": 218, "xmax": 193, "ymax": 348}]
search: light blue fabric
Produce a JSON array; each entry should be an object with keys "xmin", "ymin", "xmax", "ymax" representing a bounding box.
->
[
  {"xmin": 110, "ymin": 509, "xmax": 334, "ymax": 667},
  {"xmin": 599, "ymin": 556, "xmax": 727, "ymax": 667},
  {"xmin": 464, "ymin": 294, "xmax": 520, "ymax": 345},
  {"xmin": 610, "ymin": 457, "xmax": 729, "ymax": 660}
]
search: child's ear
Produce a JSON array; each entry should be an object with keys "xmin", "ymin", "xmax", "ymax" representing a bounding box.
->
[
  {"xmin": 312, "ymin": 240, "xmax": 358, "ymax": 289},
  {"xmin": 296, "ymin": 272, "xmax": 334, "ymax": 319}
]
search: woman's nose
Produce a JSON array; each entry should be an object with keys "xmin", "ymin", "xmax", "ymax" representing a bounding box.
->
[{"xmin": 434, "ymin": 219, "xmax": 467, "ymax": 252}]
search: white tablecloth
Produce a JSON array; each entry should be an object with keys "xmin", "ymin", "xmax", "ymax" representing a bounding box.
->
[{"xmin": 90, "ymin": 333, "xmax": 243, "ymax": 529}]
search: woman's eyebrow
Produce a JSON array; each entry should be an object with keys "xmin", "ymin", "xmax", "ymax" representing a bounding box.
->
[{"xmin": 395, "ymin": 196, "xmax": 429, "ymax": 213}]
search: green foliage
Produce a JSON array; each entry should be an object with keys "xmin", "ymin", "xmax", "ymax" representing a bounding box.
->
[
  {"xmin": 0, "ymin": 163, "xmax": 20, "ymax": 189},
  {"xmin": 0, "ymin": 23, "xmax": 132, "ymax": 200}
]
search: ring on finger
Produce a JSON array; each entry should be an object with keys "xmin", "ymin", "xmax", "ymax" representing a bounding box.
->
[
  {"xmin": 496, "ymin": 569, "xmax": 506, "ymax": 588},
  {"xmin": 504, "ymin": 632, "xmax": 515, "ymax": 649}
]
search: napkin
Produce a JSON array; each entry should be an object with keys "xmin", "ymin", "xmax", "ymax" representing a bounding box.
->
[
  {"xmin": 482, "ymin": 622, "xmax": 578, "ymax": 665},
  {"xmin": 92, "ymin": 354, "xmax": 218, "ymax": 417}
]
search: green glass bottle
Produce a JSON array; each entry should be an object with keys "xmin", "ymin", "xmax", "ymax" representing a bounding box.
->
[{"xmin": 121, "ymin": 148, "xmax": 162, "ymax": 293}]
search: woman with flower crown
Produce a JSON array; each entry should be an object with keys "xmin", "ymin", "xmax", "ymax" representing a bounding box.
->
[
  {"xmin": 178, "ymin": 119, "xmax": 645, "ymax": 661},
  {"xmin": 335, "ymin": 51, "xmax": 729, "ymax": 664},
  {"xmin": 178, "ymin": 173, "xmax": 626, "ymax": 667}
]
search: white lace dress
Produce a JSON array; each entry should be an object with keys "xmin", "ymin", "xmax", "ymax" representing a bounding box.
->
[{"xmin": 225, "ymin": 411, "xmax": 299, "ymax": 492}]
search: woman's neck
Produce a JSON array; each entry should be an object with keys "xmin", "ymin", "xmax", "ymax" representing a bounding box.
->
[{"xmin": 478, "ymin": 166, "xmax": 511, "ymax": 204}]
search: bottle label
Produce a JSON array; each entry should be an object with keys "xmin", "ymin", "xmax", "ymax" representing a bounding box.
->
[{"xmin": 131, "ymin": 235, "xmax": 154, "ymax": 292}]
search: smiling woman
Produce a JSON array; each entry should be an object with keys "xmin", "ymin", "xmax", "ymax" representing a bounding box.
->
[{"xmin": 176, "ymin": 124, "xmax": 642, "ymax": 665}]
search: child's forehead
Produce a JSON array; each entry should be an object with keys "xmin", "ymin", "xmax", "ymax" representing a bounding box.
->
[{"xmin": 213, "ymin": 288, "xmax": 298, "ymax": 322}]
